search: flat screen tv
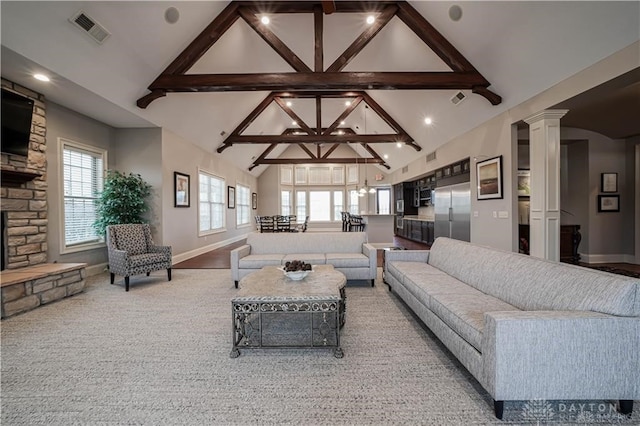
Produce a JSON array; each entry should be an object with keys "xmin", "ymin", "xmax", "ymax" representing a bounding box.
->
[{"xmin": 1, "ymin": 89, "xmax": 34, "ymax": 157}]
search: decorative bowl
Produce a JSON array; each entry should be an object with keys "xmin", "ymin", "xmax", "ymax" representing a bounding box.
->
[{"xmin": 279, "ymin": 267, "xmax": 312, "ymax": 281}]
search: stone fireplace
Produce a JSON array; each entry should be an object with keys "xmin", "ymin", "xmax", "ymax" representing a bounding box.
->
[{"xmin": 1, "ymin": 79, "xmax": 48, "ymax": 270}]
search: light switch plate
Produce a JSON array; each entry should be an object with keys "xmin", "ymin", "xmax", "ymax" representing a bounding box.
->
[{"xmin": 498, "ymin": 211, "xmax": 509, "ymax": 219}]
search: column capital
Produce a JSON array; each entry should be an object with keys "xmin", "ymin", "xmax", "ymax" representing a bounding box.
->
[{"xmin": 524, "ymin": 109, "xmax": 569, "ymax": 125}]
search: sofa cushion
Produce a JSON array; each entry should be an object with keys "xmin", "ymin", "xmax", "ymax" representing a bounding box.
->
[
  {"xmin": 428, "ymin": 237, "xmax": 640, "ymax": 317},
  {"xmin": 429, "ymin": 292, "xmax": 520, "ymax": 352},
  {"xmin": 129, "ymin": 253, "xmax": 169, "ymax": 268},
  {"xmin": 239, "ymin": 254, "xmax": 284, "ymax": 269},
  {"xmin": 402, "ymin": 272, "xmax": 475, "ymax": 310},
  {"xmin": 326, "ymin": 253, "xmax": 369, "ymax": 268},
  {"xmin": 282, "ymin": 254, "xmax": 326, "ymax": 265}
]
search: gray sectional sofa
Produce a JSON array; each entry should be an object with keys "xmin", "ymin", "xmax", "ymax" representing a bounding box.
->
[
  {"xmin": 231, "ymin": 232, "xmax": 377, "ymax": 288},
  {"xmin": 384, "ymin": 237, "xmax": 639, "ymax": 419}
]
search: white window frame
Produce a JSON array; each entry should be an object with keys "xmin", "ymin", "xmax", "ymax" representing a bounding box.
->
[
  {"xmin": 281, "ymin": 188, "xmax": 293, "ymax": 216},
  {"xmin": 58, "ymin": 138, "xmax": 107, "ymax": 254},
  {"xmin": 294, "ymin": 187, "xmax": 343, "ymax": 222},
  {"xmin": 236, "ymin": 183, "xmax": 251, "ymax": 228},
  {"xmin": 198, "ymin": 169, "xmax": 226, "ymax": 236}
]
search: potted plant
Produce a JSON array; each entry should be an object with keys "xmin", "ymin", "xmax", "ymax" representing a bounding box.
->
[{"xmin": 93, "ymin": 170, "xmax": 152, "ymax": 236}]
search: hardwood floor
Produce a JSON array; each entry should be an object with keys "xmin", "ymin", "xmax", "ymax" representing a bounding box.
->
[
  {"xmin": 173, "ymin": 235, "xmax": 429, "ymax": 269},
  {"xmin": 172, "ymin": 234, "xmax": 639, "ymax": 279}
]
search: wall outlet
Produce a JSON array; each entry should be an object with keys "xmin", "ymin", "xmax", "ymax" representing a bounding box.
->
[{"xmin": 492, "ymin": 211, "xmax": 497, "ymax": 218}]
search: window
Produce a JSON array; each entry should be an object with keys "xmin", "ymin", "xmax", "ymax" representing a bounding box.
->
[
  {"xmin": 309, "ymin": 191, "xmax": 331, "ymax": 221},
  {"xmin": 198, "ymin": 171, "xmax": 225, "ymax": 234},
  {"xmin": 333, "ymin": 191, "xmax": 344, "ymax": 222},
  {"xmin": 61, "ymin": 139, "xmax": 105, "ymax": 251},
  {"xmin": 281, "ymin": 189, "xmax": 292, "ymax": 215},
  {"xmin": 348, "ymin": 190, "xmax": 359, "ymax": 214},
  {"xmin": 296, "ymin": 191, "xmax": 307, "ymax": 220},
  {"xmin": 376, "ymin": 188, "xmax": 391, "ymax": 214},
  {"xmin": 236, "ymin": 184, "xmax": 251, "ymax": 227}
]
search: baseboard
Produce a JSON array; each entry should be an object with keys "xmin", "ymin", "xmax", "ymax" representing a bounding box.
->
[
  {"xmin": 579, "ymin": 253, "xmax": 637, "ymax": 264},
  {"xmin": 86, "ymin": 263, "xmax": 108, "ymax": 277},
  {"xmin": 171, "ymin": 234, "xmax": 248, "ymax": 264}
]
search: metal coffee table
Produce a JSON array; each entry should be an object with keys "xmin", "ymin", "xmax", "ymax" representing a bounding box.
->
[{"xmin": 230, "ymin": 264, "xmax": 346, "ymax": 358}]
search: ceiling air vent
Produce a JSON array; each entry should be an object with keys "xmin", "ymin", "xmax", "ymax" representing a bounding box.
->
[
  {"xmin": 401, "ymin": 165, "xmax": 409, "ymax": 174},
  {"xmin": 426, "ymin": 151, "xmax": 437, "ymax": 162},
  {"xmin": 450, "ymin": 91, "xmax": 466, "ymax": 105},
  {"xmin": 69, "ymin": 10, "xmax": 111, "ymax": 44}
]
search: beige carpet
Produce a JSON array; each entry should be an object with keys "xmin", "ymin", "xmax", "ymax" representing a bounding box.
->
[{"xmin": 1, "ymin": 269, "xmax": 638, "ymax": 425}]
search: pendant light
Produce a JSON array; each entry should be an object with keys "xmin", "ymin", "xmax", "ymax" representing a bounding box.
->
[{"xmin": 359, "ymin": 105, "xmax": 376, "ymax": 195}]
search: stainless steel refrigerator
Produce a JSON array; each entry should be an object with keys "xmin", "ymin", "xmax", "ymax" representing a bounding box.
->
[{"xmin": 434, "ymin": 182, "xmax": 470, "ymax": 242}]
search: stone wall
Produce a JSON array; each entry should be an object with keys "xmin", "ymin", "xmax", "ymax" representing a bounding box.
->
[{"xmin": 1, "ymin": 79, "xmax": 48, "ymax": 269}]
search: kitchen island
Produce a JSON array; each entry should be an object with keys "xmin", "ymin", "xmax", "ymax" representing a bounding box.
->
[{"xmin": 358, "ymin": 214, "xmax": 395, "ymax": 244}]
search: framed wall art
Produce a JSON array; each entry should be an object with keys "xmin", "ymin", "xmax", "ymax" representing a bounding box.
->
[
  {"xmin": 228, "ymin": 186, "xmax": 235, "ymax": 209},
  {"xmin": 174, "ymin": 172, "xmax": 190, "ymax": 207},
  {"xmin": 600, "ymin": 172, "xmax": 618, "ymax": 193},
  {"xmin": 517, "ymin": 169, "xmax": 531, "ymax": 197},
  {"xmin": 476, "ymin": 156, "xmax": 503, "ymax": 200},
  {"xmin": 597, "ymin": 195, "xmax": 619, "ymax": 212}
]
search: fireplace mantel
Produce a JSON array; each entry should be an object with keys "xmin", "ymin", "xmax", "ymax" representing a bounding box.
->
[{"xmin": 1, "ymin": 169, "xmax": 42, "ymax": 187}]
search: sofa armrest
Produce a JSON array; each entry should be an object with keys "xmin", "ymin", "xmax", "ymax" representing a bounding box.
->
[
  {"xmin": 230, "ymin": 244, "xmax": 251, "ymax": 281},
  {"xmin": 362, "ymin": 243, "xmax": 378, "ymax": 279},
  {"xmin": 384, "ymin": 249, "xmax": 430, "ymax": 272},
  {"xmin": 482, "ymin": 310, "xmax": 640, "ymax": 401},
  {"xmin": 149, "ymin": 245, "xmax": 172, "ymax": 257}
]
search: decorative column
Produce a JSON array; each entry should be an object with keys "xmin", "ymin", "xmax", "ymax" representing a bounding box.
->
[{"xmin": 524, "ymin": 110, "xmax": 568, "ymax": 261}]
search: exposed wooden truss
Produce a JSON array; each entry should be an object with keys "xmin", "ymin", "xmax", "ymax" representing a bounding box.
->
[
  {"xmin": 136, "ymin": 1, "xmax": 502, "ymax": 170},
  {"xmin": 216, "ymin": 90, "xmax": 418, "ymax": 170}
]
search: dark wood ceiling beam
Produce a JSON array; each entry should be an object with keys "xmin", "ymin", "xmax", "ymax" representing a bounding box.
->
[
  {"xmin": 249, "ymin": 143, "xmax": 279, "ymax": 170},
  {"xmin": 137, "ymin": 90, "xmax": 166, "ymax": 109},
  {"xmin": 149, "ymin": 71, "xmax": 490, "ymax": 92},
  {"xmin": 226, "ymin": 134, "xmax": 413, "ymax": 144},
  {"xmin": 273, "ymin": 97, "xmax": 315, "ymax": 135},
  {"xmin": 257, "ymin": 158, "xmax": 386, "ymax": 165},
  {"xmin": 165, "ymin": 2, "xmax": 240, "ymax": 75},
  {"xmin": 359, "ymin": 92, "xmax": 421, "ymax": 151},
  {"xmin": 472, "ymin": 86, "xmax": 502, "ymax": 106},
  {"xmin": 217, "ymin": 93, "xmax": 276, "ymax": 152},
  {"xmin": 326, "ymin": 4, "xmax": 398, "ymax": 72},
  {"xmin": 321, "ymin": 144, "xmax": 340, "ymax": 159},
  {"xmin": 314, "ymin": 6, "xmax": 324, "ymax": 72},
  {"xmin": 323, "ymin": 96, "xmax": 363, "ymax": 135},
  {"xmin": 358, "ymin": 143, "xmax": 390, "ymax": 169},
  {"xmin": 238, "ymin": 2, "xmax": 395, "ymax": 14},
  {"xmin": 238, "ymin": 7, "xmax": 312, "ymax": 73},
  {"xmin": 298, "ymin": 143, "xmax": 317, "ymax": 159},
  {"xmin": 395, "ymin": 1, "xmax": 471, "ymax": 72},
  {"xmin": 321, "ymin": 1, "xmax": 336, "ymax": 14},
  {"xmin": 316, "ymin": 96, "xmax": 322, "ymax": 133}
]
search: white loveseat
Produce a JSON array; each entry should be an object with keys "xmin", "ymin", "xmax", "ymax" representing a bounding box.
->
[
  {"xmin": 384, "ymin": 237, "xmax": 639, "ymax": 419},
  {"xmin": 231, "ymin": 232, "xmax": 377, "ymax": 288}
]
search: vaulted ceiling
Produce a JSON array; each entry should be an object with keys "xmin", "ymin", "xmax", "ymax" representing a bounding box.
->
[{"xmin": 1, "ymin": 1, "xmax": 638, "ymax": 177}]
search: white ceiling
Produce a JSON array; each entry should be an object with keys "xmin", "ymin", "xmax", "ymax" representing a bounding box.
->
[{"xmin": 1, "ymin": 1, "xmax": 639, "ymax": 176}]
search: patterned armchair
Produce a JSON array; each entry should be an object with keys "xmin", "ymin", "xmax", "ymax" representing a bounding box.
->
[{"xmin": 106, "ymin": 224, "xmax": 172, "ymax": 292}]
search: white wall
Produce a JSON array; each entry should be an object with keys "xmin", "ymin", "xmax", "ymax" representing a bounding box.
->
[
  {"xmin": 113, "ymin": 128, "xmax": 163, "ymax": 241},
  {"xmin": 387, "ymin": 41, "xmax": 639, "ymax": 253},
  {"xmin": 45, "ymin": 102, "xmax": 116, "ymax": 266},
  {"xmin": 161, "ymin": 129, "xmax": 257, "ymax": 258}
]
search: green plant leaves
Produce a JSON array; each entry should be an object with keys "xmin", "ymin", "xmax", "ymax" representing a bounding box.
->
[{"xmin": 93, "ymin": 170, "xmax": 152, "ymax": 236}]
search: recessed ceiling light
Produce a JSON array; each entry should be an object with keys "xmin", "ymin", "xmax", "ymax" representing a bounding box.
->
[
  {"xmin": 340, "ymin": 120, "xmax": 346, "ymax": 125},
  {"xmin": 449, "ymin": 5, "xmax": 463, "ymax": 22},
  {"xmin": 396, "ymin": 142, "xmax": 402, "ymax": 148},
  {"xmin": 424, "ymin": 117, "xmax": 433, "ymax": 125},
  {"xmin": 337, "ymin": 130, "xmax": 344, "ymax": 135},
  {"xmin": 286, "ymin": 101, "xmax": 292, "ymax": 107},
  {"xmin": 383, "ymin": 154, "xmax": 389, "ymax": 159},
  {"xmin": 261, "ymin": 16, "xmax": 270, "ymax": 25},
  {"xmin": 33, "ymin": 73, "xmax": 50, "ymax": 82},
  {"xmin": 345, "ymin": 101, "xmax": 351, "ymax": 106},
  {"xmin": 291, "ymin": 121, "xmax": 297, "ymax": 126},
  {"xmin": 366, "ymin": 15, "xmax": 375, "ymax": 25}
]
